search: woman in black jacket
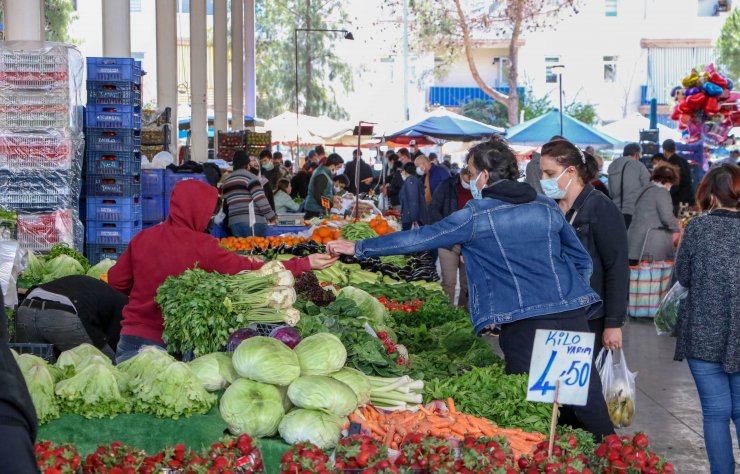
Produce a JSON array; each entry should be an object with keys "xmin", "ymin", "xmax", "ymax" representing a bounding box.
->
[
  {"xmin": 539, "ymin": 139, "xmax": 630, "ymax": 357},
  {"xmin": 386, "ymin": 154, "xmax": 403, "ymax": 210}
]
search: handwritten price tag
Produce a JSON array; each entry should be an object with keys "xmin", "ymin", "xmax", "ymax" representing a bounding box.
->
[{"xmin": 526, "ymin": 329, "xmax": 595, "ymax": 406}]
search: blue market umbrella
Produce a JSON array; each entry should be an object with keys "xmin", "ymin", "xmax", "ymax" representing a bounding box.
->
[
  {"xmin": 506, "ymin": 109, "xmax": 623, "ymax": 148},
  {"xmin": 387, "ymin": 108, "xmax": 504, "ymax": 142}
]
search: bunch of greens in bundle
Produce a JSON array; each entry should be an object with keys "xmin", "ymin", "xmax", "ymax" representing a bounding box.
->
[
  {"xmin": 15, "ymin": 354, "xmax": 60, "ymax": 424},
  {"xmin": 118, "ymin": 346, "xmax": 216, "ymax": 419},
  {"xmin": 53, "ymin": 345, "xmax": 129, "ymax": 419},
  {"xmin": 157, "ymin": 261, "xmax": 300, "ymax": 355}
]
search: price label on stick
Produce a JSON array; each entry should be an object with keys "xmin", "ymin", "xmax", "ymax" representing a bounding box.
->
[
  {"xmin": 527, "ymin": 329, "xmax": 595, "ymax": 406},
  {"xmin": 321, "ymin": 196, "xmax": 331, "ymax": 211}
]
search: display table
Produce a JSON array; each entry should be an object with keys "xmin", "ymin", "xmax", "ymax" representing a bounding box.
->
[
  {"xmin": 264, "ymin": 225, "xmax": 309, "ymax": 237},
  {"xmin": 39, "ymin": 408, "xmax": 291, "ymax": 473}
]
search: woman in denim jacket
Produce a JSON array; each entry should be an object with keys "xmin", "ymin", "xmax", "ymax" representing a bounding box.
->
[{"xmin": 328, "ymin": 136, "xmax": 614, "ymax": 439}]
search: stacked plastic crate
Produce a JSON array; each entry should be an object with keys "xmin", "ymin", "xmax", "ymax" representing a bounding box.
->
[
  {"xmin": 141, "ymin": 168, "xmax": 165, "ymax": 228},
  {"xmin": 84, "ymin": 58, "xmax": 142, "ymax": 265},
  {"xmin": 0, "ymin": 43, "xmax": 85, "ymax": 253}
]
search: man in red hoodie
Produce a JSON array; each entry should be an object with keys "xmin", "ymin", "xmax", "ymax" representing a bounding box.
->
[{"xmin": 108, "ymin": 179, "xmax": 337, "ymax": 363}]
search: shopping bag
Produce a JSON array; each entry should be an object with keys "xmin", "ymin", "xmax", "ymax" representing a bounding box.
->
[
  {"xmin": 654, "ymin": 282, "xmax": 688, "ymax": 336},
  {"xmin": 628, "ymin": 260, "xmax": 673, "ymax": 318},
  {"xmin": 596, "ymin": 348, "xmax": 637, "ymax": 428}
]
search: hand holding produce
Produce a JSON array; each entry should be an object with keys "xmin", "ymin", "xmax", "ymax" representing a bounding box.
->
[{"xmin": 326, "ymin": 238, "xmax": 357, "ymax": 257}]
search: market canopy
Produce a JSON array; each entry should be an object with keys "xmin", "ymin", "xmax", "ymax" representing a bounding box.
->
[
  {"xmin": 598, "ymin": 113, "xmax": 682, "ymax": 143},
  {"xmin": 386, "ymin": 108, "xmax": 504, "ymax": 142},
  {"xmin": 506, "ymin": 109, "xmax": 623, "ymax": 148},
  {"xmin": 263, "ymin": 112, "xmax": 328, "ymax": 146}
]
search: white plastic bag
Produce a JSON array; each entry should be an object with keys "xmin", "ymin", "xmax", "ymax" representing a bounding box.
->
[{"xmin": 596, "ymin": 348, "xmax": 637, "ymax": 428}]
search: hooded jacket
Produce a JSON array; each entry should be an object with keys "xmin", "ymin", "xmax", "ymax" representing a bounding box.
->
[
  {"xmin": 108, "ymin": 180, "xmax": 311, "ymax": 344},
  {"xmin": 356, "ymin": 180, "xmax": 601, "ymax": 333}
]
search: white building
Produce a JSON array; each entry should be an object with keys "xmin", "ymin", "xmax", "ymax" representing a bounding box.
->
[{"xmin": 428, "ymin": 0, "xmax": 731, "ymax": 125}]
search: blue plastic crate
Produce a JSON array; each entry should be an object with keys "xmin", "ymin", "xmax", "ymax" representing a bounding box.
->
[
  {"xmin": 87, "ymin": 174, "xmax": 141, "ymax": 197},
  {"xmin": 86, "ymin": 219, "xmax": 141, "ymax": 244},
  {"xmin": 86, "ymin": 243, "xmax": 128, "ymax": 265},
  {"xmin": 86, "ymin": 150, "xmax": 142, "ymax": 176},
  {"xmin": 86, "ymin": 129, "xmax": 141, "ymax": 153},
  {"xmin": 141, "ymin": 169, "xmax": 165, "ymax": 196},
  {"xmin": 85, "ymin": 104, "xmax": 141, "ymax": 129},
  {"xmin": 87, "ymin": 57, "xmax": 142, "ymax": 83},
  {"xmin": 165, "ymin": 170, "xmax": 209, "ymax": 194},
  {"xmin": 87, "ymin": 81, "xmax": 141, "ymax": 106},
  {"xmin": 86, "ymin": 196, "xmax": 141, "ymax": 221},
  {"xmin": 141, "ymin": 195, "xmax": 165, "ymax": 223}
]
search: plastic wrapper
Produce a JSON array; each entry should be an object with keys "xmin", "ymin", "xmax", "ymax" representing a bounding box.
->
[
  {"xmin": 0, "ymin": 129, "xmax": 83, "ymax": 173},
  {"xmin": 0, "ymin": 169, "xmax": 82, "ymax": 212},
  {"xmin": 0, "ymin": 240, "xmax": 27, "ymax": 307},
  {"xmin": 141, "ymin": 107, "xmax": 172, "ymax": 128},
  {"xmin": 16, "ymin": 209, "xmax": 83, "ymax": 253},
  {"xmin": 597, "ymin": 349, "xmax": 637, "ymax": 429},
  {"xmin": 655, "ymin": 282, "xmax": 687, "ymax": 337}
]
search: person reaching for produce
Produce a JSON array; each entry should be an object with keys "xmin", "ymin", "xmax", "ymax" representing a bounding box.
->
[
  {"xmin": 108, "ymin": 179, "xmax": 338, "ymax": 364},
  {"xmin": 16, "ymin": 275, "xmax": 128, "ymax": 360},
  {"xmin": 273, "ymin": 178, "xmax": 301, "ymax": 214},
  {"xmin": 327, "ymin": 135, "xmax": 615, "ymax": 440},
  {"xmin": 304, "ymin": 154, "xmax": 344, "ymax": 219},
  {"xmin": 539, "ymin": 139, "xmax": 629, "ymax": 356}
]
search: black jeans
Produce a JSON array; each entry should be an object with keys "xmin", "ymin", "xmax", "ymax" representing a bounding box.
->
[{"xmin": 499, "ymin": 311, "xmax": 615, "ymax": 440}]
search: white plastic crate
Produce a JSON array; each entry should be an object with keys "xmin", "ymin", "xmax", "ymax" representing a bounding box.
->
[{"xmin": 16, "ymin": 210, "xmax": 76, "ymax": 252}]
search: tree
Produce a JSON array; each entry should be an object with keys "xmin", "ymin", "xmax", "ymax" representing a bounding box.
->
[
  {"xmin": 255, "ymin": 0, "xmax": 353, "ymax": 120},
  {"xmin": 403, "ymin": 0, "xmax": 578, "ymax": 126},
  {"xmin": 565, "ymin": 102, "xmax": 598, "ymax": 126},
  {"xmin": 717, "ymin": 7, "xmax": 740, "ymax": 82},
  {"xmin": 0, "ymin": 0, "xmax": 76, "ymax": 43},
  {"xmin": 460, "ymin": 85, "xmax": 551, "ymax": 126}
]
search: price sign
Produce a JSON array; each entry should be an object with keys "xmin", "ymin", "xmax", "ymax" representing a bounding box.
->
[
  {"xmin": 321, "ymin": 196, "xmax": 331, "ymax": 210},
  {"xmin": 527, "ymin": 329, "xmax": 594, "ymax": 406}
]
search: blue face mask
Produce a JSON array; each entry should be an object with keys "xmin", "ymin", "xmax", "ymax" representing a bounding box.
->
[
  {"xmin": 540, "ymin": 168, "xmax": 572, "ymax": 200},
  {"xmin": 470, "ymin": 172, "xmax": 485, "ymax": 200}
]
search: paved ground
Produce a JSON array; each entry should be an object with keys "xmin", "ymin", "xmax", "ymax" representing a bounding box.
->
[{"xmin": 620, "ymin": 318, "xmax": 740, "ymax": 473}]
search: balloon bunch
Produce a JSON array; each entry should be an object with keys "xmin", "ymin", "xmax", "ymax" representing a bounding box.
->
[{"xmin": 670, "ymin": 64, "xmax": 740, "ymax": 145}]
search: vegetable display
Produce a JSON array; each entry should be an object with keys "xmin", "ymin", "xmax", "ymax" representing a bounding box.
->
[
  {"xmin": 294, "ymin": 333, "xmax": 348, "ymax": 376},
  {"xmin": 20, "ymin": 356, "xmax": 59, "ymax": 424},
  {"xmin": 232, "ymin": 336, "xmax": 301, "ymax": 386},
  {"xmin": 340, "ymin": 222, "xmax": 378, "ymax": 241},
  {"xmin": 54, "ymin": 359, "xmax": 129, "ymax": 419},
  {"xmin": 278, "ymin": 408, "xmax": 346, "ymax": 450},
  {"xmin": 287, "ymin": 375, "xmax": 358, "ymax": 417},
  {"xmin": 187, "ymin": 352, "xmax": 237, "ymax": 391}
]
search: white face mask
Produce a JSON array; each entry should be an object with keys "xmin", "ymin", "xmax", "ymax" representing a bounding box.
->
[
  {"xmin": 334, "ymin": 186, "xmax": 342, "ymax": 193},
  {"xmin": 461, "ymin": 180, "xmax": 471, "ymax": 190},
  {"xmin": 416, "ymin": 166, "xmax": 424, "ymax": 176}
]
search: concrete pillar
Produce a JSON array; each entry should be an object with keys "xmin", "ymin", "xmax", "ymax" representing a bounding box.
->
[
  {"xmin": 244, "ymin": 0, "xmax": 257, "ymax": 119},
  {"xmin": 4, "ymin": 0, "xmax": 44, "ymax": 42},
  {"xmin": 190, "ymin": 0, "xmax": 208, "ymax": 162},
  {"xmin": 231, "ymin": 0, "xmax": 244, "ymax": 130},
  {"xmin": 102, "ymin": 0, "xmax": 132, "ymax": 58},
  {"xmin": 156, "ymin": 0, "xmax": 178, "ymax": 153},
  {"xmin": 213, "ymin": 0, "xmax": 228, "ymax": 142}
]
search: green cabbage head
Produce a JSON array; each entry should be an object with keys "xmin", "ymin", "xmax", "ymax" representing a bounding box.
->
[
  {"xmin": 232, "ymin": 336, "xmax": 300, "ymax": 386},
  {"xmin": 220, "ymin": 378, "xmax": 285, "ymax": 437},
  {"xmin": 294, "ymin": 333, "xmax": 347, "ymax": 376},
  {"xmin": 278, "ymin": 408, "xmax": 345, "ymax": 449},
  {"xmin": 189, "ymin": 352, "xmax": 237, "ymax": 391},
  {"xmin": 329, "ymin": 368, "xmax": 372, "ymax": 406},
  {"xmin": 287, "ymin": 375, "xmax": 358, "ymax": 417}
]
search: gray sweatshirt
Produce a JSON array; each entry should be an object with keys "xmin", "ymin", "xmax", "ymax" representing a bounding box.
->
[{"xmin": 608, "ymin": 156, "xmax": 650, "ymax": 215}]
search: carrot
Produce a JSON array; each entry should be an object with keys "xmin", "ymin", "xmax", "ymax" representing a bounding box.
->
[
  {"xmin": 447, "ymin": 398, "xmax": 458, "ymax": 415},
  {"xmin": 384, "ymin": 425, "xmax": 396, "ymax": 448}
]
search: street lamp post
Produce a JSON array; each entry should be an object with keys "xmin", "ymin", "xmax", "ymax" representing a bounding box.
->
[
  {"xmin": 293, "ymin": 28, "xmax": 354, "ymax": 170},
  {"xmin": 552, "ymin": 64, "xmax": 565, "ymax": 137}
]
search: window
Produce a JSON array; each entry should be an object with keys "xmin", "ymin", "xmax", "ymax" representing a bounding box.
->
[
  {"xmin": 605, "ymin": 0, "xmax": 618, "ymax": 16},
  {"xmin": 603, "ymin": 55, "xmax": 618, "ymax": 82},
  {"xmin": 177, "ymin": 0, "xmax": 215, "ymax": 15},
  {"xmin": 545, "ymin": 57, "xmax": 560, "ymax": 84},
  {"xmin": 130, "ymin": 0, "xmax": 142, "ymax": 13}
]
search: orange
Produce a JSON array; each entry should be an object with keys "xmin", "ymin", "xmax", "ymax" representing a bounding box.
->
[{"xmin": 318, "ymin": 227, "xmax": 331, "ymax": 238}]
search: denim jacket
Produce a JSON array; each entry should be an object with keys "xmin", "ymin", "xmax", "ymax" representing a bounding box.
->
[{"xmin": 356, "ymin": 182, "xmax": 601, "ymax": 334}]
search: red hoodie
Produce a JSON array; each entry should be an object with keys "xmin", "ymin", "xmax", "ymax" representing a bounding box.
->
[{"xmin": 108, "ymin": 179, "xmax": 311, "ymax": 344}]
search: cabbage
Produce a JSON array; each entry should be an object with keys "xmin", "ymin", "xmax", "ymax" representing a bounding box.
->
[
  {"xmin": 294, "ymin": 333, "xmax": 347, "ymax": 376},
  {"xmin": 41, "ymin": 254, "xmax": 85, "ymax": 284},
  {"xmin": 278, "ymin": 409, "xmax": 345, "ymax": 449},
  {"xmin": 188, "ymin": 352, "xmax": 237, "ymax": 391},
  {"xmin": 86, "ymin": 258, "xmax": 116, "ymax": 279},
  {"xmin": 21, "ymin": 360, "xmax": 59, "ymax": 424},
  {"xmin": 337, "ymin": 287, "xmax": 387, "ymax": 326},
  {"xmin": 56, "ymin": 343, "xmax": 108, "ymax": 374},
  {"xmin": 232, "ymin": 336, "xmax": 300, "ymax": 386},
  {"xmin": 20, "ymin": 251, "xmax": 46, "ymax": 286},
  {"xmin": 130, "ymin": 360, "xmax": 216, "ymax": 419},
  {"xmin": 227, "ymin": 328, "xmax": 259, "ymax": 352},
  {"xmin": 54, "ymin": 360, "xmax": 129, "ymax": 418},
  {"xmin": 287, "ymin": 375, "xmax": 358, "ymax": 416},
  {"xmin": 276, "ymin": 385, "xmax": 294, "ymax": 413},
  {"xmin": 220, "ymin": 379, "xmax": 285, "ymax": 437},
  {"xmin": 269, "ymin": 325, "xmax": 302, "ymax": 349},
  {"xmin": 330, "ymin": 368, "xmax": 372, "ymax": 406}
]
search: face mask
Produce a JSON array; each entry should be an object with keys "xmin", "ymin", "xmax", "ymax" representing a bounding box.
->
[
  {"xmin": 416, "ymin": 166, "xmax": 424, "ymax": 176},
  {"xmin": 401, "ymin": 174, "xmax": 409, "ymax": 181},
  {"xmin": 334, "ymin": 186, "xmax": 342, "ymax": 193},
  {"xmin": 540, "ymin": 168, "xmax": 572, "ymax": 200},
  {"xmin": 470, "ymin": 172, "xmax": 485, "ymax": 200},
  {"xmin": 461, "ymin": 180, "xmax": 471, "ymax": 190},
  {"xmin": 262, "ymin": 162, "xmax": 274, "ymax": 171}
]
